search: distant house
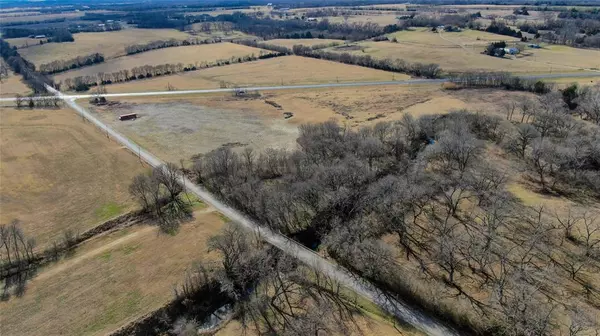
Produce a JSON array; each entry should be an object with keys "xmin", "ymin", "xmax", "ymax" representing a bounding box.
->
[
  {"xmin": 504, "ymin": 47, "xmax": 520, "ymax": 55},
  {"xmin": 106, "ymin": 19, "xmax": 114, "ymax": 23},
  {"xmin": 267, "ymin": 2, "xmax": 273, "ymax": 6},
  {"xmin": 98, "ymin": 23, "xmax": 106, "ymax": 27},
  {"xmin": 528, "ymin": 44, "xmax": 541, "ymax": 48},
  {"xmin": 306, "ymin": 17, "xmax": 317, "ymax": 22},
  {"xmin": 34, "ymin": 35, "xmax": 46, "ymax": 39}
]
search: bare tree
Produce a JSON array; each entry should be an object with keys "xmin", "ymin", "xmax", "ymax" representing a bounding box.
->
[{"xmin": 578, "ymin": 211, "xmax": 600, "ymax": 256}]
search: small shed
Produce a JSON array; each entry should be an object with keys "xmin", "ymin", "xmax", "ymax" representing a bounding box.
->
[{"xmin": 504, "ymin": 47, "xmax": 520, "ymax": 55}]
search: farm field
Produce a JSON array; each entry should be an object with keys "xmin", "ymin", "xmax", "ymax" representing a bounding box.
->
[
  {"xmin": 0, "ymin": 210, "xmax": 225, "ymax": 336},
  {"xmin": 267, "ymin": 38, "xmax": 344, "ymax": 48},
  {"xmin": 53, "ymin": 43, "xmax": 272, "ymax": 83},
  {"xmin": 329, "ymin": 29, "xmax": 597, "ymax": 73},
  {"xmin": 15, "ymin": 29, "xmax": 194, "ymax": 66},
  {"xmin": 0, "ymin": 62, "xmax": 32, "ymax": 97},
  {"xmin": 3, "ymin": 37, "xmax": 48, "ymax": 49},
  {"xmin": 95, "ymin": 55, "xmax": 407, "ymax": 93},
  {"xmin": 387, "ymin": 27, "xmax": 520, "ymax": 47},
  {"xmin": 322, "ymin": 14, "xmax": 402, "ymax": 25},
  {"xmin": 87, "ymin": 84, "xmax": 534, "ymax": 164},
  {"xmin": 0, "ymin": 107, "xmax": 145, "ymax": 248},
  {"xmin": 517, "ymin": 44, "xmax": 600, "ymax": 71}
]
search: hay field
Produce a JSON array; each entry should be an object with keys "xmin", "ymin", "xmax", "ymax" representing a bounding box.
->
[
  {"xmin": 53, "ymin": 43, "xmax": 271, "ymax": 82},
  {"xmin": 267, "ymin": 38, "xmax": 344, "ymax": 48},
  {"xmin": 0, "ymin": 107, "xmax": 145, "ymax": 247},
  {"xmin": 99, "ymin": 55, "xmax": 406, "ymax": 93},
  {"xmin": 17, "ymin": 29, "xmax": 193, "ymax": 66},
  {"xmin": 0, "ymin": 211, "xmax": 225, "ymax": 336},
  {"xmin": 0, "ymin": 61, "xmax": 32, "ymax": 97}
]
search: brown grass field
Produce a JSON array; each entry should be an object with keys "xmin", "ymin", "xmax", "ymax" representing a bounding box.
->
[
  {"xmin": 4, "ymin": 37, "xmax": 49, "ymax": 49},
  {"xmin": 96, "ymin": 55, "xmax": 408, "ymax": 93},
  {"xmin": 0, "ymin": 11, "xmax": 84, "ymax": 23},
  {"xmin": 53, "ymin": 43, "xmax": 272, "ymax": 83},
  {"xmin": 323, "ymin": 14, "xmax": 403, "ymax": 26},
  {"xmin": 328, "ymin": 28, "xmax": 599, "ymax": 73},
  {"xmin": 16, "ymin": 29, "xmax": 194, "ymax": 66},
  {"xmin": 0, "ymin": 61, "xmax": 32, "ymax": 97},
  {"xmin": 0, "ymin": 210, "xmax": 225, "ymax": 336},
  {"xmin": 267, "ymin": 38, "xmax": 344, "ymax": 48},
  {"xmin": 86, "ymin": 84, "xmax": 534, "ymax": 165},
  {"xmin": 0, "ymin": 107, "xmax": 146, "ymax": 248}
]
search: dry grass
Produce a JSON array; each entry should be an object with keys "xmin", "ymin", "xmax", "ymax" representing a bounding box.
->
[
  {"xmin": 0, "ymin": 12, "xmax": 84, "ymax": 23},
  {"xmin": 387, "ymin": 28, "xmax": 520, "ymax": 47},
  {"xmin": 88, "ymin": 85, "xmax": 534, "ymax": 165},
  {"xmin": 4, "ymin": 37, "xmax": 48, "ymax": 49},
  {"xmin": 267, "ymin": 38, "xmax": 345, "ymax": 48},
  {"xmin": 53, "ymin": 43, "xmax": 271, "ymax": 83},
  {"xmin": 331, "ymin": 38, "xmax": 588, "ymax": 74},
  {"xmin": 323, "ymin": 14, "xmax": 402, "ymax": 26},
  {"xmin": 18, "ymin": 29, "xmax": 194, "ymax": 66},
  {"xmin": 97, "ymin": 55, "xmax": 407, "ymax": 92},
  {"xmin": 516, "ymin": 44, "xmax": 600, "ymax": 71},
  {"xmin": 324, "ymin": 28, "xmax": 599, "ymax": 74},
  {"xmin": 0, "ymin": 107, "xmax": 146, "ymax": 248},
  {"xmin": 0, "ymin": 210, "xmax": 225, "ymax": 336},
  {"xmin": 0, "ymin": 61, "xmax": 32, "ymax": 97}
]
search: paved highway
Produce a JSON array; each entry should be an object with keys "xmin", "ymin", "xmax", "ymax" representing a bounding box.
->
[
  {"xmin": 44, "ymin": 85, "xmax": 461, "ymax": 336},
  {"xmin": 1, "ymin": 72, "xmax": 598, "ymax": 103}
]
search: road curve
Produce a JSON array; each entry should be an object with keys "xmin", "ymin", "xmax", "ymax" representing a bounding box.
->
[
  {"xmin": 1, "ymin": 72, "xmax": 598, "ymax": 103},
  {"xmin": 45, "ymin": 85, "xmax": 460, "ymax": 336}
]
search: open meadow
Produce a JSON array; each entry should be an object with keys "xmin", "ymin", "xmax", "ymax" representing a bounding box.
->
[
  {"xmin": 0, "ymin": 11, "xmax": 84, "ymax": 23},
  {"xmin": 0, "ymin": 210, "xmax": 225, "ymax": 336},
  {"xmin": 14, "ymin": 29, "xmax": 194, "ymax": 66},
  {"xmin": 323, "ymin": 14, "xmax": 403, "ymax": 26},
  {"xmin": 53, "ymin": 43, "xmax": 272, "ymax": 83},
  {"xmin": 95, "ymin": 55, "xmax": 408, "ymax": 93},
  {"xmin": 0, "ymin": 107, "xmax": 146, "ymax": 248}
]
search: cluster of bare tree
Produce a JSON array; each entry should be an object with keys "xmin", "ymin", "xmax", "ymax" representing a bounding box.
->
[
  {"xmin": 174, "ymin": 224, "xmax": 362, "ymax": 335},
  {"xmin": 450, "ymin": 71, "xmax": 554, "ymax": 94},
  {"xmin": 129, "ymin": 164, "xmax": 191, "ymax": 233},
  {"xmin": 14, "ymin": 94, "xmax": 61, "ymax": 109},
  {"xmin": 62, "ymin": 51, "xmax": 281, "ymax": 91},
  {"xmin": 190, "ymin": 106, "xmax": 600, "ymax": 334},
  {"xmin": 503, "ymin": 90, "xmax": 600, "ymax": 196},
  {"xmin": 39, "ymin": 53, "xmax": 104, "ymax": 75},
  {"xmin": 1, "ymin": 220, "xmax": 36, "ymax": 300}
]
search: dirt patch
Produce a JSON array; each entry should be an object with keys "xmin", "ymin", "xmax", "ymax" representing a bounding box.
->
[{"xmin": 89, "ymin": 100, "xmax": 299, "ymax": 163}]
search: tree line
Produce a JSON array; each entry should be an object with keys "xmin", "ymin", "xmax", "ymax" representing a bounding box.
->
[
  {"xmin": 235, "ymin": 40, "xmax": 443, "ymax": 78},
  {"xmin": 124, "ymin": 37, "xmax": 224, "ymax": 55},
  {"xmin": 39, "ymin": 53, "xmax": 104, "ymax": 75},
  {"xmin": 0, "ymin": 38, "xmax": 53, "ymax": 93},
  {"xmin": 449, "ymin": 71, "xmax": 554, "ymax": 94},
  {"xmin": 188, "ymin": 95, "xmax": 600, "ymax": 334},
  {"xmin": 60, "ymin": 51, "xmax": 281, "ymax": 91}
]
